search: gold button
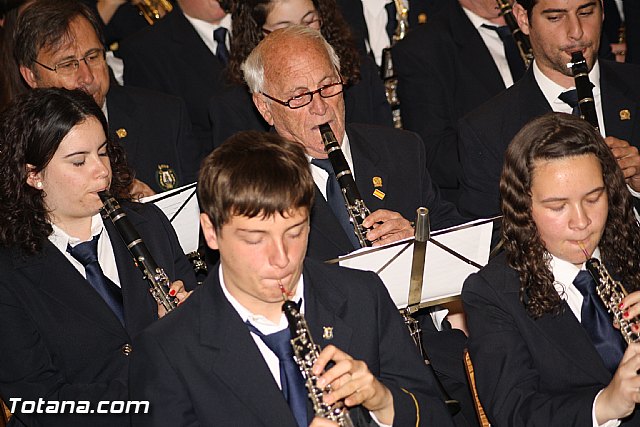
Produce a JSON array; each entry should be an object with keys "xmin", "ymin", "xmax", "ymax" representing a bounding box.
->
[{"xmin": 121, "ymin": 343, "xmax": 133, "ymax": 356}]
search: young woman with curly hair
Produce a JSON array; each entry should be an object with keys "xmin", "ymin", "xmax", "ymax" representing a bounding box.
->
[
  {"xmin": 208, "ymin": 0, "xmax": 392, "ymax": 149},
  {"xmin": 0, "ymin": 88, "xmax": 195, "ymax": 427},
  {"xmin": 462, "ymin": 112, "xmax": 640, "ymax": 426}
]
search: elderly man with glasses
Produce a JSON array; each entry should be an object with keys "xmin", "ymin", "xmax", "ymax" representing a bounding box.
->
[
  {"xmin": 14, "ymin": 0, "xmax": 201, "ymax": 196},
  {"xmin": 246, "ymin": 25, "xmax": 466, "ymax": 263}
]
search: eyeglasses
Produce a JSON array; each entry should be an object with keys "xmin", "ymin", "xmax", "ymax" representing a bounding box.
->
[
  {"xmin": 262, "ymin": 14, "xmax": 322, "ymax": 34},
  {"xmin": 261, "ymin": 81, "xmax": 344, "ymax": 109},
  {"xmin": 33, "ymin": 48, "xmax": 106, "ymax": 77}
]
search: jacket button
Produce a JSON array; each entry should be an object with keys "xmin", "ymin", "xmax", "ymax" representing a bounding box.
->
[{"xmin": 121, "ymin": 343, "xmax": 133, "ymax": 356}]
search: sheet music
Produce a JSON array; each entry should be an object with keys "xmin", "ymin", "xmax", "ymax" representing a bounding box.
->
[
  {"xmin": 339, "ymin": 218, "xmax": 496, "ymax": 308},
  {"xmin": 140, "ymin": 183, "xmax": 200, "ymax": 253}
]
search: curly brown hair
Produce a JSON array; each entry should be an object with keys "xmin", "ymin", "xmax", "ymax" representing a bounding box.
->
[
  {"xmin": 500, "ymin": 112, "xmax": 640, "ymax": 318},
  {"xmin": 0, "ymin": 88, "xmax": 133, "ymax": 255},
  {"xmin": 227, "ymin": 0, "xmax": 360, "ymax": 86}
]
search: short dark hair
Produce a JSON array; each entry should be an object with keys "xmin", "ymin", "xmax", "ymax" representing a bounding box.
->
[
  {"xmin": 198, "ymin": 131, "xmax": 315, "ymax": 230},
  {"xmin": 500, "ymin": 112, "xmax": 640, "ymax": 318},
  {"xmin": 14, "ymin": 0, "xmax": 105, "ymax": 72},
  {"xmin": 0, "ymin": 88, "xmax": 132, "ymax": 255}
]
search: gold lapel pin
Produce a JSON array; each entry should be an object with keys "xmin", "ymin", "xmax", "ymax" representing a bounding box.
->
[
  {"xmin": 372, "ymin": 176, "xmax": 383, "ymax": 188},
  {"xmin": 322, "ymin": 326, "xmax": 333, "ymax": 340},
  {"xmin": 116, "ymin": 128, "xmax": 128, "ymax": 139},
  {"xmin": 373, "ymin": 189, "xmax": 385, "ymax": 200},
  {"xmin": 619, "ymin": 109, "xmax": 631, "ymax": 121}
]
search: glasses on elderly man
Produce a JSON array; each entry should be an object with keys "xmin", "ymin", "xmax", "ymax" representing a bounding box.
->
[
  {"xmin": 33, "ymin": 48, "xmax": 106, "ymax": 77},
  {"xmin": 261, "ymin": 80, "xmax": 344, "ymax": 110}
]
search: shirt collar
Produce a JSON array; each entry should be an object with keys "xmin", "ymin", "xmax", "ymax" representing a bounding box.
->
[
  {"xmin": 533, "ymin": 59, "xmax": 601, "ymax": 108},
  {"xmin": 306, "ymin": 130, "xmax": 354, "ymax": 171},
  {"xmin": 49, "ymin": 213, "xmax": 106, "ymax": 252},
  {"xmin": 218, "ymin": 266, "xmax": 305, "ymax": 331},
  {"xmin": 183, "ymin": 11, "xmax": 232, "ymax": 54},
  {"xmin": 462, "ymin": 6, "xmax": 498, "ymax": 31},
  {"xmin": 551, "ymin": 247, "xmax": 601, "ymax": 294}
]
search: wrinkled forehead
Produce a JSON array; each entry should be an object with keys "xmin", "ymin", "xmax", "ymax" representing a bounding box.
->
[{"xmin": 263, "ymin": 41, "xmax": 336, "ymax": 90}]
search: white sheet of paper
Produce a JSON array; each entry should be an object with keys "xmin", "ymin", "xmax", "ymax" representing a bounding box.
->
[
  {"xmin": 140, "ymin": 183, "xmax": 200, "ymax": 253},
  {"xmin": 339, "ymin": 218, "xmax": 495, "ymax": 308}
]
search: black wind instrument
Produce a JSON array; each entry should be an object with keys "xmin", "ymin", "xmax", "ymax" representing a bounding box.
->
[
  {"xmin": 99, "ymin": 191, "xmax": 177, "ymax": 313},
  {"xmin": 319, "ymin": 123, "xmax": 372, "ymax": 248},
  {"xmin": 496, "ymin": 0, "xmax": 534, "ymax": 68},
  {"xmin": 568, "ymin": 51, "xmax": 599, "ymax": 130}
]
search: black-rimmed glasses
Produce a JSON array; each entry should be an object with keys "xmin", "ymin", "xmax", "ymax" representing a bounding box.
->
[
  {"xmin": 33, "ymin": 48, "xmax": 106, "ymax": 77},
  {"xmin": 261, "ymin": 80, "xmax": 344, "ymax": 109}
]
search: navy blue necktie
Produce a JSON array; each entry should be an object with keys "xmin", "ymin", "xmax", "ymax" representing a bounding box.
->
[
  {"xmin": 573, "ymin": 270, "xmax": 625, "ymax": 374},
  {"xmin": 482, "ymin": 24, "xmax": 526, "ymax": 82},
  {"xmin": 246, "ymin": 322, "xmax": 308, "ymax": 427},
  {"xmin": 311, "ymin": 158, "xmax": 360, "ymax": 249},
  {"xmin": 67, "ymin": 234, "xmax": 125, "ymax": 326},
  {"xmin": 213, "ymin": 27, "xmax": 229, "ymax": 66},
  {"xmin": 558, "ymin": 89, "xmax": 581, "ymax": 116}
]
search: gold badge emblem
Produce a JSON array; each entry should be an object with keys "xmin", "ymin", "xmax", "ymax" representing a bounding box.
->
[
  {"xmin": 156, "ymin": 164, "xmax": 178, "ymax": 191},
  {"xmin": 322, "ymin": 326, "xmax": 333, "ymax": 340},
  {"xmin": 418, "ymin": 13, "xmax": 428, "ymax": 24},
  {"xmin": 372, "ymin": 176, "xmax": 383, "ymax": 188},
  {"xmin": 620, "ymin": 109, "xmax": 631, "ymax": 121},
  {"xmin": 373, "ymin": 189, "xmax": 385, "ymax": 200},
  {"xmin": 116, "ymin": 128, "xmax": 127, "ymax": 139}
]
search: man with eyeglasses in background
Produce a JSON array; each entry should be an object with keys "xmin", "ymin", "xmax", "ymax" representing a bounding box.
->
[{"xmin": 14, "ymin": 0, "xmax": 201, "ymax": 196}]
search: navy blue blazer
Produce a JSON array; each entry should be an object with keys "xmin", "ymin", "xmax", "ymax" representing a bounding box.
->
[
  {"xmin": 107, "ymin": 84, "xmax": 201, "ymax": 191},
  {"xmin": 462, "ymin": 252, "xmax": 640, "ymax": 426},
  {"xmin": 0, "ymin": 202, "xmax": 196, "ymax": 427},
  {"xmin": 458, "ymin": 60, "xmax": 640, "ymax": 220},
  {"xmin": 307, "ymin": 123, "xmax": 466, "ymax": 262},
  {"xmin": 118, "ymin": 5, "xmax": 226, "ymax": 158},
  {"xmin": 393, "ymin": 0, "xmax": 509, "ymax": 202},
  {"xmin": 128, "ymin": 258, "xmax": 455, "ymax": 427}
]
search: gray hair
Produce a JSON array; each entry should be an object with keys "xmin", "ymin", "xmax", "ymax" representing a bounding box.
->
[{"xmin": 241, "ymin": 25, "xmax": 341, "ymax": 94}]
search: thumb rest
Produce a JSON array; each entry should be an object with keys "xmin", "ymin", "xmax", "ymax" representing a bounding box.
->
[
  {"xmin": 586, "ymin": 258, "xmax": 640, "ymax": 344},
  {"xmin": 282, "ymin": 300, "xmax": 355, "ymax": 427},
  {"xmin": 137, "ymin": 0, "xmax": 173, "ymax": 25}
]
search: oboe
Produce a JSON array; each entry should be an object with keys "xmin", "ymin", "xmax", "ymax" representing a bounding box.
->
[
  {"xmin": 99, "ymin": 191, "xmax": 177, "ymax": 313},
  {"xmin": 319, "ymin": 123, "xmax": 372, "ymax": 248},
  {"xmin": 281, "ymin": 285, "xmax": 354, "ymax": 427},
  {"xmin": 495, "ymin": 0, "xmax": 534, "ymax": 68},
  {"xmin": 568, "ymin": 51, "xmax": 599, "ymax": 130}
]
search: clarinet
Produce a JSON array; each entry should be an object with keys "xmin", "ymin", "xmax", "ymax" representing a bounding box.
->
[
  {"xmin": 319, "ymin": 123, "xmax": 372, "ymax": 248},
  {"xmin": 568, "ymin": 51, "xmax": 599, "ymax": 130},
  {"xmin": 586, "ymin": 258, "xmax": 640, "ymax": 344},
  {"xmin": 282, "ymin": 298, "xmax": 355, "ymax": 427},
  {"xmin": 495, "ymin": 0, "xmax": 534, "ymax": 68},
  {"xmin": 98, "ymin": 191, "xmax": 177, "ymax": 313},
  {"xmin": 380, "ymin": 0, "xmax": 409, "ymax": 129}
]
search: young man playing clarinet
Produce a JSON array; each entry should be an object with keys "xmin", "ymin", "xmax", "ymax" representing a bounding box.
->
[{"xmin": 128, "ymin": 131, "xmax": 455, "ymax": 427}]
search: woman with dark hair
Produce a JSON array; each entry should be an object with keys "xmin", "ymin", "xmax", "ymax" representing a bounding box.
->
[
  {"xmin": 0, "ymin": 88, "xmax": 195, "ymax": 427},
  {"xmin": 208, "ymin": 0, "xmax": 392, "ymax": 149},
  {"xmin": 462, "ymin": 112, "xmax": 640, "ymax": 426}
]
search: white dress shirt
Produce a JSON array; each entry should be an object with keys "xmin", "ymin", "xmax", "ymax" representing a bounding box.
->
[
  {"xmin": 361, "ymin": 0, "xmax": 394, "ymax": 66},
  {"xmin": 308, "ymin": 131, "xmax": 355, "ymax": 199},
  {"xmin": 463, "ymin": 7, "xmax": 515, "ymax": 88},
  {"xmin": 219, "ymin": 266, "xmax": 391, "ymax": 426},
  {"xmin": 49, "ymin": 213, "xmax": 122, "ymax": 287},
  {"xmin": 183, "ymin": 12, "xmax": 232, "ymax": 56},
  {"xmin": 550, "ymin": 250, "xmax": 620, "ymax": 427}
]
